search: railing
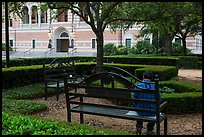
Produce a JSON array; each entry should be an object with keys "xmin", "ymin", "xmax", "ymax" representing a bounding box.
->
[
  {"xmin": 67, "ymin": 48, "xmax": 77, "ymax": 55},
  {"xmin": 45, "ymin": 48, "xmax": 55, "ymax": 57},
  {"xmin": 24, "ymin": 48, "xmax": 34, "ymax": 56}
]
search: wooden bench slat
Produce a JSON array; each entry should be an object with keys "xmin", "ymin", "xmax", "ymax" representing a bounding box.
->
[{"xmin": 70, "ymin": 104, "xmax": 167, "ymax": 122}]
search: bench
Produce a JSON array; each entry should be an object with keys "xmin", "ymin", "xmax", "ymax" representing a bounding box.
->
[
  {"xmin": 43, "ymin": 59, "xmax": 77, "ymax": 101},
  {"xmin": 64, "ymin": 65, "xmax": 168, "ymax": 135}
]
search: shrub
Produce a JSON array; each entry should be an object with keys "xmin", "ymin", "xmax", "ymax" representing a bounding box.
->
[
  {"xmin": 160, "ymin": 80, "xmax": 202, "ymax": 93},
  {"xmin": 2, "ymin": 43, "xmax": 13, "ymax": 51},
  {"xmin": 2, "ymin": 65, "xmax": 44, "ymax": 89},
  {"xmin": 162, "ymin": 92, "xmax": 202, "ymax": 114},
  {"xmin": 115, "ymin": 45, "xmax": 129, "ymax": 55},
  {"xmin": 172, "ymin": 42, "xmax": 192, "ymax": 55},
  {"xmin": 103, "ymin": 43, "xmax": 117, "ymax": 56},
  {"xmin": 135, "ymin": 40, "xmax": 156, "ymax": 54}
]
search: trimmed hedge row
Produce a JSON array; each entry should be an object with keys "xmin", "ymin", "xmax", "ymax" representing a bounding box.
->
[
  {"xmin": 2, "ymin": 55, "xmax": 201, "ymax": 69},
  {"xmin": 2, "ymin": 65, "xmax": 44, "ymax": 89},
  {"xmin": 2, "ymin": 62, "xmax": 178, "ymax": 89},
  {"xmin": 162, "ymin": 92, "xmax": 202, "ymax": 114},
  {"xmin": 104, "ymin": 56, "xmax": 178, "ymax": 66},
  {"xmin": 112, "ymin": 92, "xmax": 202, "ymax": 114},
  {"xmin": 177, "ymin": 56, "xmax": 200, "ymax": 69},
  {"xmin": 160, "ymin": 80, "xmax": 202, "ymax": 93}
]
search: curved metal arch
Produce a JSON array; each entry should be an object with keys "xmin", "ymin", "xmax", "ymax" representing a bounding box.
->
[{"xmin": 74, "ymin": 65, "xmax": 156, "ymax": 90}]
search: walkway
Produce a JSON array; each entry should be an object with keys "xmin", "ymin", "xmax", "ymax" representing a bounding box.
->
[
  {"xmin": 2, "ymin": 51, "xmax": 96, "ymax": 59},
  {"xmin": 178, "ymin": 69, "xmax": 202, "ymax": 80}
]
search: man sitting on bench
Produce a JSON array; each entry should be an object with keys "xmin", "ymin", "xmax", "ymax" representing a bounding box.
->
[{"xmin": 131, "ymin": 71, "xmax": 162, "ymax": 135}]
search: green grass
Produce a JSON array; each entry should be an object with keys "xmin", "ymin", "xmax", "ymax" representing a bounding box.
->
[
  {"xmin": 2, "ymin": 98, "xmax": 47, "ymax": 115},
  {"xmin": 2, "ymin": 83, "xmax": 63, "ymax": 100}
]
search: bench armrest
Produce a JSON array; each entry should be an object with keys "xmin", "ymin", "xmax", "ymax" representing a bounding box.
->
[
  {"xmin": 45, "ymin": 79, "xmax": 62, "ymax": 82},
  {"xmin": 160, "ymin": 101, "xmax": 167, "ymax": 110}
]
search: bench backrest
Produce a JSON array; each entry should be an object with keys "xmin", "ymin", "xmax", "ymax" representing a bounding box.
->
[
  {"xmin": 65, "ymin": 65, "xmax": 160, "ymax": 114},
  {"xmin": 43, "ymin": 59, "xmax": 76, "ymax": 80}
]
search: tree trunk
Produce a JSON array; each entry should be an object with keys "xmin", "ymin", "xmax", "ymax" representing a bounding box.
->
[
  {"xmin": 162, "ymin": 34, "xmax": 174, "ymax": 56},
  {"xmin": 182, "ymin": 37, "xmax": 187, "ymax": 56},
  {"xmin": 5, "ymin": 2, "xmax": 10, "ymax": 68},
  {"xmin": 96, "ymin": 32, "xmax": 104, "ymax": 66}
]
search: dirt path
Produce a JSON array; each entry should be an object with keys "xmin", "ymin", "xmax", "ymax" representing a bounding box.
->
[
  {"xmin": 178, "ymin": 69, "xmax": 202, "ymax": 81},
  {"xmin": 31, "ymin": 93, "xmax": 202, "ymax": 135},
  {"xmin": 31, "ymin": 69, "xmax": 202, "ymax": 135}
]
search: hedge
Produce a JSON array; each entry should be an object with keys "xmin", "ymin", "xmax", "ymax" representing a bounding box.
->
[
  {"xmin": 2, "ymin": 55, "xmax": 201, "ymax": 69},
  {"xmin": 2, "ymin": 62, "xmax": 178, "ymax": 89},
  {"xmin": 160, "ymin": 80, "xmax": 202, "ymax": 93},
  {"xmin": 2, "ymin": 65, "xmax": 44, "ymax": 89},
  {"xmin": 162, "ymin": 92, "xmax": 202, "ymax": 114}
]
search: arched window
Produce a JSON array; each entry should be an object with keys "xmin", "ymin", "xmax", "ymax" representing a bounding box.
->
[
  {"xmin": 22, "ymin": 6, "xmax": 29, "ymax": 24},
  {"xmin": 31, "ymin": 6, "xmax": 38, "ymax": 23},
  {"xmin": 41, "ymin": 10, "xmax": 47, "ymax": 23},
  {"xmin": 57, "ymin": 10, "xmax": 68, "ymax": 22},
  {"xmin": 32, "ymin": 39, "xmax": 36, "ymax": 48},
  {"xmin": 60, "ymin": 32, "xmax": 69, "ymax": 38}
]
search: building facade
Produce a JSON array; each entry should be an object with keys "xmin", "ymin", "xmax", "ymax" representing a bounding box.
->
[{"xmin": 2, "ymin": 2, "xmax": 202, "ymax": 54}]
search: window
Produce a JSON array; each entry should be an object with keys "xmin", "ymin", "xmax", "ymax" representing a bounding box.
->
[
  {"xmin": 9, "ymin": 40, "xmax": 14, "ymax": 47},
  {"xmin": 175, "ymin": 38, "xmax": 181, "ymax": 45},
  {"xmin": 145, "ymin": 38, "xmax": 150, "ymax": 43},
  {"xmin": 57, "ymin": 10, "xmax": 68, "ymax": 22},
  {"xmin": 22, "ymin": 6, "xmax": 29, "ymax": 24},
  {"xmin": 65, "ymin": 15, "xmax": 68, "ymax": 22},
  {"xmin": 60, "ymin": 32, "xmax": 69, "ymax": 38},
  {"xmin": 41, "ymin": 10, "xmax": 47, "ymax": 23},
  {"xmin": 125, "ymin": 39, "xmax": 131, "ymax": 48},
  {"xmin": 32, "ymin": 39, "xmax": 36, "ymax": 48},
  {"xmin": 9, "ymin": 19, "xmax": 13, "ymax": 27},
  {"xmin": 31, "ymin": 6, "xmax": 38, "ymax": 23},
  {"xmin": 92, "ymin": 39, "xmax": 96, "ymax": 49}
]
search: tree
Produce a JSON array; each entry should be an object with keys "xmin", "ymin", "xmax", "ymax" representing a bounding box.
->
[
  {"xmin": 174, "ymin": 2, "xmax": 202, "ymax": 55},
  {"xmin": 46, "ymin": 2, "xmax": 159, "ymax": 66},
  {"xmin": 7, "ymin": 2, "xmax": 160, "ymax": 66},
  {"xmin": 132, "ymin": 2, "xmax": 202, "ymax": 56}
]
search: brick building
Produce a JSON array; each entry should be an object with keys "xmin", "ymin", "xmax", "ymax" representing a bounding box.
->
[{"xmin": 2, "ymin": 2, "xmax": 202, "ymax": 54}]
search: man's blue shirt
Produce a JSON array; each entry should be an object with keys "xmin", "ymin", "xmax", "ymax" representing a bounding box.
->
[{"xmin": 132, "ymin": 79, "xmax": 162, "ymax": 117}]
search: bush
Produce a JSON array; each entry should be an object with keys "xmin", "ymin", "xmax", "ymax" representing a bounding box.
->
[
  {"xmin": 115, "ymin": 45, "xmax": 129, "ymax": 55},
  {"xmin": 135, "ymin": 40, "xmax": 156, "ymax": 54},
  {"xmin": 2, "ymin": 65, "xmax": 44, "ymax": 89},
  {"xmin": 172, "ymin": 42, "xmax": 192, "ymax": 55},
  {"xmin": 162, "ymin": 92, "xmax": 202, "ymax": 114},
  {"xmin": 177, "ymin": 56, "xmax": 199, "ymax": 69},
  {"xmin": 103, "ymin": 43, "xmax": 117, "ymax": 56},
  {"xmin": 160, "ymin": 80, "xmax": 202, "ymax": 93},
  {"xmin": 2, "ymin": 62, "xmax": 178, "ymax": 89},
  {"xmin": 2, "ymin": 43, "xmax": 13, "ymax": 51}
]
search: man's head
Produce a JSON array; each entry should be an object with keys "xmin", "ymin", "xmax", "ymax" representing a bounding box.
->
[{"xmin": 142, "ymin": 71, "xmax": 154, "ymax": 81}]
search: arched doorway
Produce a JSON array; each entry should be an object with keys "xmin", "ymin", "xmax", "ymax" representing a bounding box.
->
[{"xmin": 56, "ymin": 31, "xmax": 69, "ymax": 52}]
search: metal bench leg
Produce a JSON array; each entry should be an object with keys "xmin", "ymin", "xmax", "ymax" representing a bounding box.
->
[
  {"xmin": 80, "ymin": 113, "xmax": 84, "ymax": 124},
  {"xmin": 45, "ymin": 83, "xmax": 48, "ymax": 100},
  {"xmin": 80, "ymin": 96, "xmax": 84, "ymax": 124},
  {"xmin": 164, "ymin": 118, "xmax": 167, "ymax": 135},
  {"xmin": 56, "ymin": 82, "xmax": 59, "ymax": 101},
  {"xmin": 156, "ymin": 122, "xmax": 160, "ymax": 135},
  {"xmin": 65, "ymin": 92, "xmax": 71, "ymax": 122}
]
